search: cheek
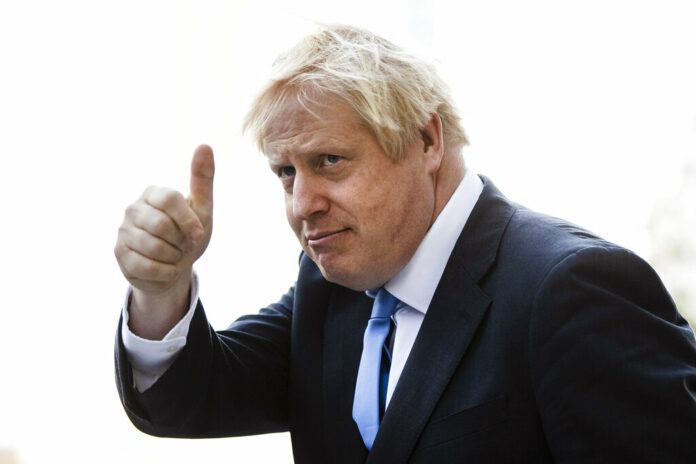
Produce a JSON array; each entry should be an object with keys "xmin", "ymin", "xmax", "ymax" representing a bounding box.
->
[{"xmin": 378, "ymin": 173, "xmax": 433, "ymax": 234}]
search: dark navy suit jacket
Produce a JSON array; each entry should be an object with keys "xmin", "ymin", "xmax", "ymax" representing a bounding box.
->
[{"xmin": 116, "ymin": 177, "xmax": 696, "ymax": 463}]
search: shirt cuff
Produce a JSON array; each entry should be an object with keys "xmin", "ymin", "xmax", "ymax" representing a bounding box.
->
[{"xmin": 121, "ymin": 272, "xmax": 200, "ymax": 392}]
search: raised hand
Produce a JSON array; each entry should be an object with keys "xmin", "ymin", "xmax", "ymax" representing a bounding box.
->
[{"xmin": 114, "ymin": 145, "xmax": 215, "ymax": 338}]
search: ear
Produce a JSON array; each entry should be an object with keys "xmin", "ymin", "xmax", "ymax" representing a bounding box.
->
[{"xmin": 419, "ymin": 113, "xmax": 445, "ymax": 174}]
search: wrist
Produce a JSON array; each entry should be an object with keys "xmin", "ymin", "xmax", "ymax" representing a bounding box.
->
[{"xmin": 129, "ymin": 268, "xmax": 193, "ymax": 340}]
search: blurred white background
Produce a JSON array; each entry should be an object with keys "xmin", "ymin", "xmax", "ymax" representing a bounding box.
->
[{"xmin": 0, "ymin": 0, "xmax": 694, "ymax": 462}]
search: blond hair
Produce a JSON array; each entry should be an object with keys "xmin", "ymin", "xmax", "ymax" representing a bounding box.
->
[{"xmin": 243, "ymin": 25, "xmax": 469, "ymax": 160}]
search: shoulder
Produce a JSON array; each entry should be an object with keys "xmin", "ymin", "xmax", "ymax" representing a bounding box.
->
[
  {"xmin": 486, "ymin": 201, "xmax": 619, "ymax": 297},
  {"xmin": 504, "ymin": 205, "xmax": 610, "ymax": 263},
  {"xmin": 475, "ymin": 185, "xmax": 687, "ymax": 330},
  {"xmin": 502, "ymin": 206, "xmax": 672, "ymax": 308},
  {"xmin": 468, "ymin": 177, "xmax": 623, "ymax": 286}
]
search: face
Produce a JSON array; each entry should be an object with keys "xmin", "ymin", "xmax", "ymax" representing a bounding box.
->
[{"xmin": 264, "ymin": 97, "xmax": 438, "ymax": 291}]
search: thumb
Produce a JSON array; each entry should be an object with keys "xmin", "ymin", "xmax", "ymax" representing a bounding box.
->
[{"xmin": 189, "ymin": 144, "xmax": 215, "ymax": 216}]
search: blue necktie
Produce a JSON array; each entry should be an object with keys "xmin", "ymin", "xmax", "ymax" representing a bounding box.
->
[{"xmin": 352, "ymin": 288, "xmax": 399, "ymax": 450}]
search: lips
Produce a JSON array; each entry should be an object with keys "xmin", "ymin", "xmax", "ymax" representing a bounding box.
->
[{"xmin": 306, "ymin": 228, "xmax": 349, "ymax": 247}]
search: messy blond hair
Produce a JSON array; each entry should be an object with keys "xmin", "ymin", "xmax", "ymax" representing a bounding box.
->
[{"xmin": 243, "ymin": 25, "xmax": 468, "ymax": 160}]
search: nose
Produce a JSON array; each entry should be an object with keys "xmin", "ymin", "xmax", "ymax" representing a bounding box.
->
[
  {"xmin": 292, "ymin": 172, "xmax": 329, "ymax": 219},
  {"xmin": 291, "ymin": 172, "xmax": 330, "ymax": 220}
]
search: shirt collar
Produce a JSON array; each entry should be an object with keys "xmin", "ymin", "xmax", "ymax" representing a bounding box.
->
[{"xmin": 379, "ymin": 170, "xmax": 484, "ymax": 314}]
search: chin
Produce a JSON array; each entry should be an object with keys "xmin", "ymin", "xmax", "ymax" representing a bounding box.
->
[
  {"xmin": 316, "ymin": 260, "xmax": 388, "ymax": 292},
  {"xmin": 312, "ymin": 259, "xmax": 361, "ymax": 291}
]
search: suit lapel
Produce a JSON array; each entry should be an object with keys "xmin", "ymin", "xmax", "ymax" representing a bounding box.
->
[
  {"xmin": 368, "ymin": 265, "xmax": 491, "ymax": 462},
  {"xmin": 367, "ymin": 177, "xmax": 517, "ymax": 462}
]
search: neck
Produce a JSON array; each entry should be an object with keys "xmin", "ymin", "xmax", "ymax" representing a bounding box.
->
[{"xmin": 430, "ymin": 151, "xmax": 466, "ymax": 227}]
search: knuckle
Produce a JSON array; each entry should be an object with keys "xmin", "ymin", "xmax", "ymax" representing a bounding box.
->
[
  {"xmin": 114, "ymin": 241, "xmax": 125, "ymax": 259},
  {"xmin": 152, "ymin": 215, "xmax": 172, "ymax": 236},
  {"xmin": 142, "ymin": 185, "xmax": 158, "ymax": 197},
  {"xmin": 119, "ymin": 255, "xmax": 137, "ymax": 280},
  {"xmin": 114, "ymin": 241, "xmax": 136, "ymax": 266},
  {"xmin": 160, "ymin": 189, "xmax": 185, "ymax": 209},
  {"xmin": 122, "ymin": 266, "xmax": 135, "ymax": 280},
  {"xmin": 124, "ymin": 203, "xmax": 139, "ymax": 218},
  {"xmin": 117, "ymin": 224, "xmax": 130, "ymax": 240}
]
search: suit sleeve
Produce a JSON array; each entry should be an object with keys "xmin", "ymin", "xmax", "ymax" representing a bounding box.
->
[
  {"xmin": 529, "ymin": 245, "xmax": 696, "ymax": 463},
  {"xmin": 114, "ymin": 286, "xmax": 294, "ymax": 438}
]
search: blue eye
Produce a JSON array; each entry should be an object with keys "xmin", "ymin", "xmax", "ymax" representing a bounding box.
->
[
  {"xmin": 321, "ymin": 154, "xmax": 341, "ymax": 166},
  {"xmin": 279, "ymin": 166, "xmax": 296, "ymax": 178}
]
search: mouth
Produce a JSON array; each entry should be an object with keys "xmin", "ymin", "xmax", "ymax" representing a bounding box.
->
[{"xmin": 306, "ymin": 228, "xmax": 350, "ymax": 247}]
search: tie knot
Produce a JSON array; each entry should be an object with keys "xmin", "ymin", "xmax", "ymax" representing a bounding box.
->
[{"xmin": 371, "ymin": 288, "xmax": 399, "ymax": 319}]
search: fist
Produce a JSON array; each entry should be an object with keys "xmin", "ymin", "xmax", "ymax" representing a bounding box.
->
[{"xmin": 114, "ymin": 145, "xmax": 215, "ymax": 294}]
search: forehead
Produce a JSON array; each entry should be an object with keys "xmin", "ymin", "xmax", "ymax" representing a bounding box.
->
[{"xmin": 262, "ymin": 96, "xmax": 367, "ymax": 158}]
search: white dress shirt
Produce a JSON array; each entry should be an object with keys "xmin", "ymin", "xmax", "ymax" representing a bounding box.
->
[{"xmin": 122, "ymin": 171, "xmax": 484, "ymax": 395}]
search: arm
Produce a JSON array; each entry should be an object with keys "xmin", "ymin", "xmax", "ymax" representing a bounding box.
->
[
  {"xmin": 115, "ymin": 287, "xmax": 294, "ymax": 438},
  {"xmin": 530, "ymin": 245, "xmax": 696, "ymax": 462},
  {"xmin": 114, "ymin": 145, "xmax": 292, "ymax": 436}
]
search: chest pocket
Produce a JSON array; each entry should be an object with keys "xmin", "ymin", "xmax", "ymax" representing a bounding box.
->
[{"xmin": 414, "ymin": 395, "xmax": 509, "ymax": 451}]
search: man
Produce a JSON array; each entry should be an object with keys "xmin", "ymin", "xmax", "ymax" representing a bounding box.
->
[{"xmin": 115, "ymin": 25, "xmax": 696, "ymax": 462}]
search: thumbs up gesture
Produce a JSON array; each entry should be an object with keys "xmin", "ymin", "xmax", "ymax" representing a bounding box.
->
[{"xmin": 114, "ymin": 145, "xmax": 215, "ymax": 338}]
